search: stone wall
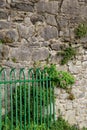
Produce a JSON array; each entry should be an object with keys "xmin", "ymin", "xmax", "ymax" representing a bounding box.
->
[{"xmin": 0, "ymin": 0, "xmax": 87, "ymax": 128}]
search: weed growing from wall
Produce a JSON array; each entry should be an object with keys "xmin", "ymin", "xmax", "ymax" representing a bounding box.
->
[{"xmin": 75, "ymin": 23, "xmax": 87, "ymax": 39}]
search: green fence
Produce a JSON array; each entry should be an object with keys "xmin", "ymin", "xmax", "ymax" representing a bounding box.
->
[{"xmin": 0, "ymin": 68, "xmax": 55, "ymax": 130}]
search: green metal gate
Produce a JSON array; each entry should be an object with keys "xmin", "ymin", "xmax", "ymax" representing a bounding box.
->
[{"xmin": 0, "ymin": 68, "xmax": 55, "ymax": 130}]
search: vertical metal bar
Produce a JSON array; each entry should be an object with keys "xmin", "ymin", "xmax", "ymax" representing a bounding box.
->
[
  {"xmin": 28, "ymin": 69, "xmax": 32, "ymax": 129},
  {"xmin": 19, "ymin": 69, "xmax": 24, "ymax": 130},
  {"xmin": 46, "ymin": 73, "xmax": 49, "ymax": 128},
  {"xmin": 10, "ymin": 69, "xmax": 16, "ymax": 130},
  {"xmin": 42, "ymin": 71, "xmax": 45, "ymax": 124},
  {"xmin": 0, "ymin": 85, "xmax": 1, "ymax": 130},
  {"xmin": 36, "ymin": 69, "xmax": 38, "ymax": 125},
  {"xmin": 42, "ymin": 70, "xmax": 46, "ymax": 126},
  {"xmin": 32, "ymin": 71, "xmax": 35, "ymax": 130},
  {"xmin": 39, "ymin": 70, "xmax": 42, "ymax": 125},
  {"xmin": 24, "ymin": 77, "xmax": 26, "ymax": 130},
  {"xmin": 53, "ymin": 85, "xmax": 55, "ymax": 122},
  {"xmin": 19, "ymin": 68, "xmax": 26, "ymax": 130},
  {"xmin": 49, "ymin": 79, "xmax": 52, "ymax": 124},
  {"xmin": 0, "ymin": 70, "xmax": 2, "ymax": 130}
]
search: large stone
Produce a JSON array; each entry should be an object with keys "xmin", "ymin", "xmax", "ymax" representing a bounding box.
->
[
  {"xmin": 41, "ymin": 25, "xmax": 58, "ymax": 40},
  {"xmin": 36, "ymin": 2, "xmax": 46, "ymax": 13},
  {"xmin": 10, "ymin": 2, "xmax": 34, "ymax": 12},
  {"xmin": 0, "ymin": 21, "xmax": 10, "ymax": 30},
  {"xmin": 0, "ymin": 0, "xmax": 6, "ymax": 8},
  {"xmin": 46, "ymin": 1, "xmax": 58, "ymax": 14},
  {"xmin": 36, "ymin": 1, "xmax": 58, "ymax": 14},
  {"xmin": 32, "ymin": 48, "xmax": 49, "ymax": 61},
  {"xmin": 46, "ymin": 14, "xmax": 57, "ymax": 26},
  {"xmin": 10, "ymin": 48, "xmax": 32, "ymax": 61},
  {"xmin": 0, "ymin": 11, "xmax": 8, "ymax": 19},
  {"xmin": 61, "ymin": 0, "xmax": 80, "ymax": 15},
  {"xmin": 18, "ymin": 24, "xmax": 35, "ymax": 39}
]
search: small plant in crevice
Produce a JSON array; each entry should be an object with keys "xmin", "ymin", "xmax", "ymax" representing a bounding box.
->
[
  {"xmin": 0, "ymin": 40, "xmax": 3, "ymax": 44},
  {"xmin": 44, "ymin": 64, "xmax": 75, "ymax": 89},
  {"xmin": 74, "ymin": 23, "xmax": 87, "ymax": 39},
  {"xmin": 12, "ymin": 57, "xmax": 17, "ymax": 63},
  {"xmin": 0, "ymin": 37, "xmax": 13, "ymax": 44},
  {"xmin": 49, "ymin": 116, "xmax": 79, "ymax": 130},
  {"xmin": 67, "ymin": 92, "xmax": 75, "ymax": 100},
  {"xmin": 58, "ymin": 47, "xmax": 76, "ymax": 65}
]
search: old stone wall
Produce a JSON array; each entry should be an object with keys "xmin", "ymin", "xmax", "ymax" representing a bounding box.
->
[{"xmin": 0, "ymin": 0, "xmax": 87, "ymax": 128}]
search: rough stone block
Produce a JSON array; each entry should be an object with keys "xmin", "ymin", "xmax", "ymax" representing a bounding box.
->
[
  {"xmin": 10, "ymin": 2, "xmax": 34, "ymax": 12},
  {"xmin": 46, "ymin": 1, "xmax": 58, "ymax": 14},
  {"xmin": 0, "ymin": 11, "xmax": 8, "ymax": 19},
  {"xmin": 36, "ymin": 2, "xmax": 46, "ymax": 13},
  {"xmin": 32, "ymin": 48, "xmax": 49, "ymax": 61},
  {"xmin": 46, "ymin": 14, "xmax": 57, "ymax": 26},
  {"xmin": 41, "ymin": 25, "xmax": 58, "ymax": 40},
  {"xmin": 0, "ymin": 21, "xmax": 10, "ymax": 30},
  {"xmin": 5, "ymin": 30, "xmax": 19, "ymax": 42},
  {"xmin": 0, "ymin": 0, "xmax": 6, "ymax": 8}
]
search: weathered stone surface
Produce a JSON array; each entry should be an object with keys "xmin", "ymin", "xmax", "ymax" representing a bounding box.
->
[
  {"xmin": 46, "ymin": 1, "xmax": 58, "ymax": 14},
  {"xmin": 5, "ymin": 30, "xmax": 19, "ymax": 42},
  {"xmin": 18, "ymin": 24, "xmax": 35, "ymax": 38},
  {"xmin": 69, "ymin": 62, "xmax": 82, "ymax": 74},
  {"xmin": 10, "ymin": 2, "xmax": 34, "ymax": 12},
  {"xmin": 32, "ymin": 48, "xmax": 49, "ymax": 61},
  {"xmin": 0, "ymin": 0, "xmax": 6, "ymax": 8},
  {"xmin": 10, "ymin": 48, "xmax": 32, "ymax": 61},
  {"xmin": 51, "ymin": 43, "xmax": 62, "ymax": 51},
  {"xmin": 0, "ymin": 0, "xmax": 87, "ymax": 128},
  {"xmin": 0, "ymin": 11, "xmax": 8, "ymax": 19},
  {"xmin": 36, "ymin": 1, "xmax": 58, "ymax": 14},
  {"xmin": 46, "ymin": 14, "xmax": 57, "ymax": 26},
  {"xmin": 12, "ymin": 0, "xmax": 39, "ymax": 3},
  {"xmin": 0, "ymin": 45, "xmax": 9, "ymax": 60},
  {"xmin": 61, "ymin": 0, "xmax": 80, "ymax": 15},
  {"xmin": 30, "ymin": 14, "xmax": 44, "ymax": 24},
  {"xmin": 0, "ymin": 21, "xmax": 10, "ymax": 30},
  {"xmin": 41, "ymin": 26, "xmax": 58, "ymax": 40},
  {"xmin": 36, "ymin": 2, "xmax": 46, "ymax": 13}
]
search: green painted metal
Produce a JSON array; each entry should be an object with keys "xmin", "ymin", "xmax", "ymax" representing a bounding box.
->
[{"xmin": 0, "ymin": 68, "xmax": 55, "ymax": 130}]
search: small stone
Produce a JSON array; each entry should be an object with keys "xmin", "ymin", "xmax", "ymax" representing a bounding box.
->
[
  {"xmin": 30, "ymin": 14, "xmax": 44, "ymax": 24},
  {"xmin": 0, "ymin": 45, "xmax": 9, "ymax": 60},
  {"xmin": 51, "ymin": 43, "xmax": 61, "ymax": 51}
]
